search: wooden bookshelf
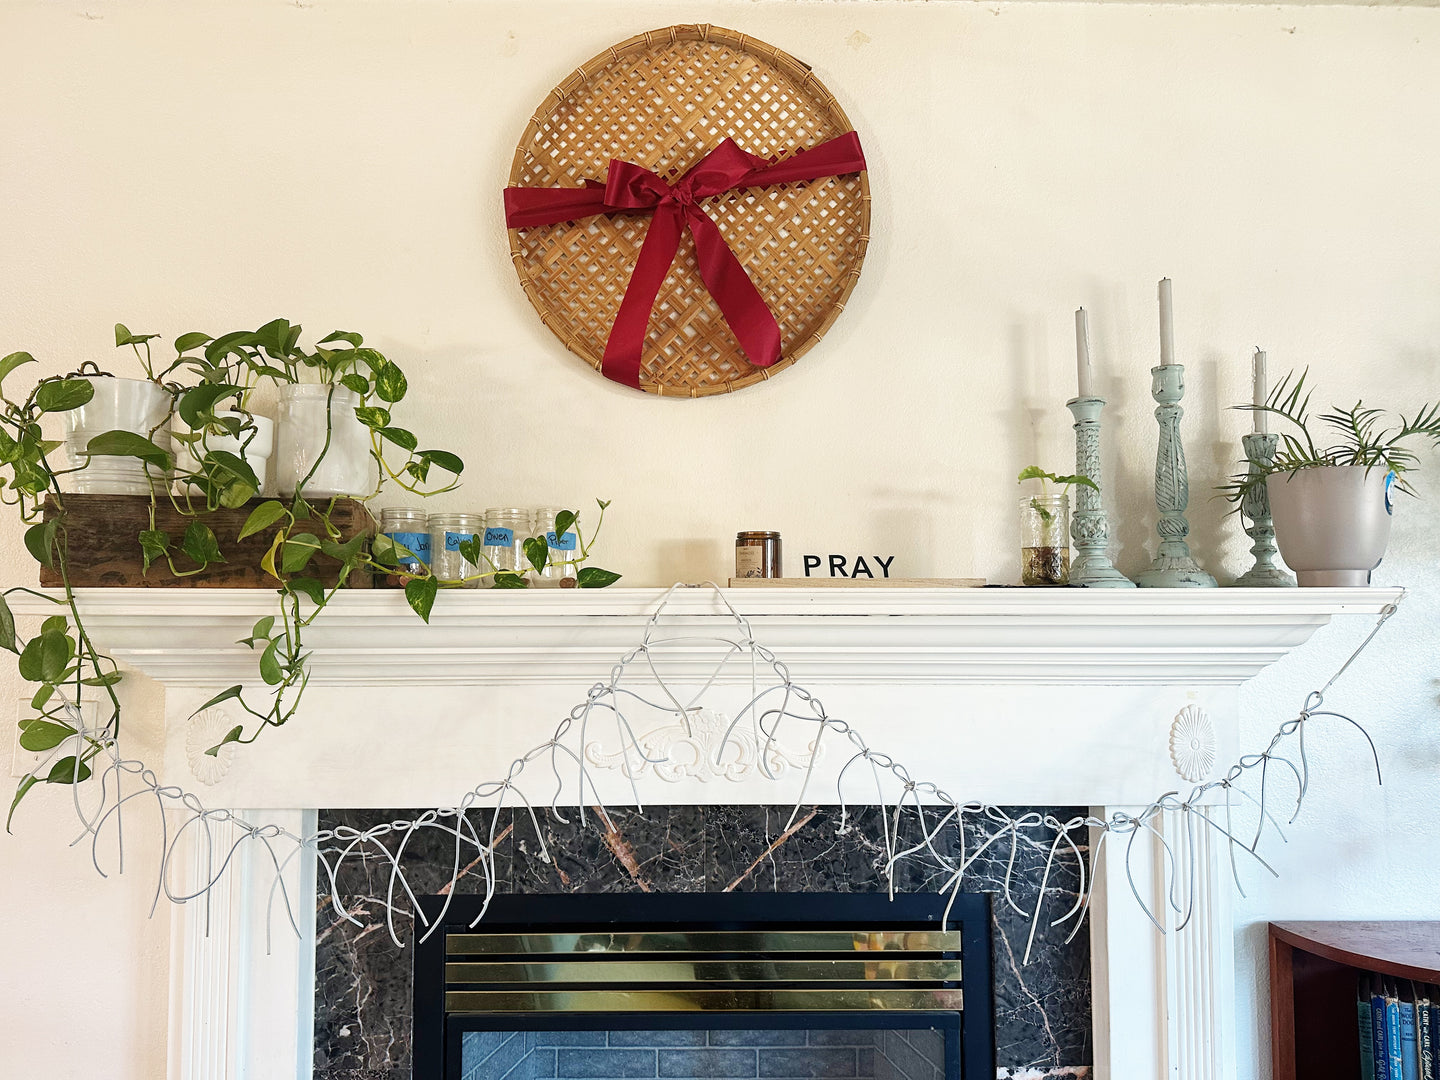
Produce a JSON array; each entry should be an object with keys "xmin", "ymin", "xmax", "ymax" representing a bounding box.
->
[{"xmin": 1270, "ymin": 922, "xmax": 1440, "ymax": 1080}]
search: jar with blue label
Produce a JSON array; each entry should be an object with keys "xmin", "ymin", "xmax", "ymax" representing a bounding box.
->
[
  {"xmin": 378, "ymin": 507, "xmax": 431, "ymax": 583},
  {"xmin": 428, "ymin": 512, "xmax": 483, "ymax": 589},
  {"xmin": 531, "ymin": 507, "xmax": 579, "ymax": 588},
  {"xmin": 481, "ymin": 508, "xmax": 532, "ymax": 586}
]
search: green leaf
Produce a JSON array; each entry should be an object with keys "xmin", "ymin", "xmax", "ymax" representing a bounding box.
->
[
  {"xmin": 419, "ymin": 449, "xmax": 464, "ymax": 475},
  {"xmin": 319, "ymin": 533, "xmax": 367, "ymax": 565},
  {"xmin": 114, "ymin": 323, "xmax": 159, "ymax": 347},
  {"xmin": 80, "ymin": 671, "xmax": 123, "ymax": 687},
  {"xmin": 352, "ymin": 347, "xmax": 387, "ymax": 373},
  {"xmin": 373, "ymin": 363, "xmax": 408, "ymax": 404},
  {"xmin": 238, "ymin": 615, "xmax": 275, "ymax": 647},
  {"xmin": 492, "ymin": 571, "xmax": 530, "ymax": 589},
  {"xmin": 181, "ymin": 520, "xmax": 225, "ymax": 567},
  {"xmin": 30, "ymin": 683, "xmax": 53, "ymax": 710},
  {"xmin": 369, "ymin": 533, "xmax": 401, "ymax": 567},
  {"xmin": 553, "ymin": 510, "xmax": 576, "ymax": 539},
  {"xmin": 0, "ymin": 351, "xmax": 37, "ymax": 390},
  {"xmin": 523, "ymin": 536, "xmax": 549, "ymax": 574},
  {"xmin": 193, "ymin": 685, "xmax": 244, "ymax": 714},
  {"xmin": 253, "ymin": 318, "xmax": 293, "ymax": 356},
  {"xmin": 45, "ymin": 755, "xmax": 92, "ymax": 785},
  {"xmin": 23, "ymin": 520, "xmax": 57, "ymax": 569},
  {"xmin": 238, "ymin": 500, "xmax": 289, "ymax": 541},
  {"xmin": 378, "ymin": 426, "xmax": 417, "ymax": 451},
  {"xmin": 177, "ymin": 383, "xmax": 240, "ymax": 427},
  {"xmin": 174, "ymin": 331, "xmax": 212, "ymax": 353},
  {"xmin": 18, "ymin": 718, "xmax": 76, "ymax": 752},
  {"xmin": 258, "ymin": 639, "xmax": 284, "ymax": 685},
  {"xmin": 200, "ymin": 450, "xmax": 260, "ymax": 508},
  {"xmin": 204, "ymin": 330, "xmax": 258, "ymax": 363},
  {"xmin": 353, "ymin": 406, "xmax": 390, "ymax": 429},
  {"xmin": 319, "ymin": 330, "xmax": 364, "ymax": 348},
  {"xmin": 287, "ymin": 576, "xmax": 326, "ymax": 605},
  {"xmin": 339, "ymin": 373, "xmax": 370, "ymax": 397},
  {"xmin": 138, "ymin": 529, "xmax": 170, "ymax": 574},
  {"xmin": 597, "ymin": 498, "xmax": 611, "ymax": 511},
  {"xmin": 577, "ymin": 566, "xmax": 622, "ymax": 588},
  {"xmin": 85, "ymin": 430, "xmax": 174, "ymax": 469},
  {"xmin": 0, "ymin": 595, "xmax": 16, "ymax": 653},
  {"xmin": 457, "ymin": 537, "xmax": 483, "ymax": 567},
  {"xmin": 404, "ymin": 576, "xmax": 439, "ymax": 623},
  {"xmin": 34, "ymin": 378, "xmax": 95, "ymax": 413},
  {"xmin": 18, "ymin": 630, "xmax": 72, "ymax": 683},
  {"xmin": 280, "ymin": 532, "xmax": 320, "ymax": 574},
  {"xmin": 205, "ymin": 725, "xmax": 243, "ymax": 757},
  {"xmin": 1016, "ymin": 465, "xmax": 1099, "ymax": 491},
  {"xmin": 41, "ymin": 614, "xmax": 67, "ymax": 637},
  {"xmin": 8, "ymin": 774, "xmax": 39, "ymax": 832}
]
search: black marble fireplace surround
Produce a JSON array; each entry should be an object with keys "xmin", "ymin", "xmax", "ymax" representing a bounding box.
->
[{"xmin": 315, "ymin": 805, "xmax": 1092, "ymax": 1080}]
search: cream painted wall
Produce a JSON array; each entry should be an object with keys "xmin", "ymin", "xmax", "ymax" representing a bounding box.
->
[{"xmin": 1, "ymin": 1, "xmax": 1437, "ymax": 1077}]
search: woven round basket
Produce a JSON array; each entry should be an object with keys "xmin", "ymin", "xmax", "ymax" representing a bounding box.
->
[{"xmin": 506, "ymin": 24, "xmax": 871, "ymax": 397}]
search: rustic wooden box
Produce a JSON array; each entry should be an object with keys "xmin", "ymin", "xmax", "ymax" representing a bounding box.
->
[{"xmin": 39, "ymin": 494, "xmax": 375, "ymax": 588}]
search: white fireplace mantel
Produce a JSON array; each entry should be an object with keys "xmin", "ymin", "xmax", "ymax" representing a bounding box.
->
[
  {"xmin": 12, "ymin": 585, "xmax": 1402, "ymax": 1080},
  {"xmin": 42, "ymin": 584, "xmax": 1400, "ymax": 686}
]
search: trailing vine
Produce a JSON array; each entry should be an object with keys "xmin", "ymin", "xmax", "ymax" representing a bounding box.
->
[{"xmin": 1, "ymin": 321, "xmax": 618, "ymax": 828}]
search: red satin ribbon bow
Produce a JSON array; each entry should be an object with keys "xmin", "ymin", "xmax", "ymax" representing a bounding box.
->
[{"xmin": 504, "ymin": 131, "xmax": 867, "ymax": 390}]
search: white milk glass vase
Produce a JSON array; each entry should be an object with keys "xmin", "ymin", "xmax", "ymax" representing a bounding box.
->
[
  {"xmin": 64, "ymin": 375, "xmax": 174, "ymax": 495},
  {"xmin": 273, "ymin": 384, "xmax": 376, "ymax": 498}
]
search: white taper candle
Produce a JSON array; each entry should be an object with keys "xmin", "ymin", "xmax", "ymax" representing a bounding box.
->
[
  {"xmin": 1075, "ymin": 307, "xmax": 1094, "ymax": 399},
  {"xmin": 1158, "ymin": 277, "xmax": 1175, "ymax": 366},
  {"xmin": 1252, "ymin": 348, "xmax": 1268, "ymax": 434}
]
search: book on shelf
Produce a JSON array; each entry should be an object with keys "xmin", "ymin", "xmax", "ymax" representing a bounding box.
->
[
  {"xmin": 1377, "ymin": 977, "xmax": 1396, "ymax": 1080},
  {"xmin": 1363, "ymin": 979, "xmax": 1440, "ymax": 1080},
  {"xmin": 1419, "ymin": 983, "xmax": 1435, "ymax": 1080},
  {"xmin": 1400, "ymin": 983, "xmax": 1420, "ymax": 1080}
]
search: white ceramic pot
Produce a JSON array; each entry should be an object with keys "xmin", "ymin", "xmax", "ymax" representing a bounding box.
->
[
  {"xmin": 1266, "ymin": 465, "xmax": 1394, "ymax": 587},
  {"xmin": 273, "ymin": 384, "xmax": 376, "ymax": 498},
  {"xmin": 64, "ymin": 376, "xmax": 174, "ymax": 495},
  {"xmin": 175, "ymin": 411, "xmax": 275, "ymax": 497}
]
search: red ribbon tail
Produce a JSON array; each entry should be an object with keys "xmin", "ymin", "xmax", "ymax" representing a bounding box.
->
[
  {"xmin": 686, "ymin": 210, "xmax": 782, "ymax": 369},
  {"xmin": 601, "ymin": 203, "xmax": 685, "ymax": 390}
]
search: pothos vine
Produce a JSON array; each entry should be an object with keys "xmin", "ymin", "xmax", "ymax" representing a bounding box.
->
[{"xmin": 0, "ymin": 320, "xmax": 618, "ymax": 828}]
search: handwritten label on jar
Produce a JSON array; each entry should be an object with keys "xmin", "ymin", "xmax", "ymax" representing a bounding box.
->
[
  {"xmin": 483, "ymin": 527, "xmax": 514, "ymax": 546},
  {"xmin": 445, "ymin": 531, "xmax": 478, "ymax": 552},
  {"xmin": 386, "ymin": 531, "xmax": 431, "ymax": 566},
  {"xmin": 546, "ymin": 530, "xmax": 577, "ymax": 551}
]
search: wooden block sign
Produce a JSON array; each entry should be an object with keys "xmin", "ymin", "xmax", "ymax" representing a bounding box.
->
[{"xmin": 38, "ymin": 493, "xmax": 375, "ymax": 589}]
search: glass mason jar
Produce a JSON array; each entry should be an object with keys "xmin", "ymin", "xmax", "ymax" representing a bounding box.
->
[
  {"xmin": 378, "ymin": 506, "xmax": 431, "ymax": 579},
  {"xmin": 481, "ymin": 508, "xmax": 532, "ymax": 586},
  {"xmin": 428, "ymin": 512, "xmax": 483, "ymax": 588},
  {"xmin": 531, "ymin": 507, "xmax": 578, "ymax": 587},
  {"xmin": 1019, "ymin": 493, "xmax": 1070, "ymax": 586}
]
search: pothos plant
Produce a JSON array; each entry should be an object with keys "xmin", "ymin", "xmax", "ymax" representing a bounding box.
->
[{"xmin": 0, "ymin": 320, "xmax": 618, "ymax": 829}]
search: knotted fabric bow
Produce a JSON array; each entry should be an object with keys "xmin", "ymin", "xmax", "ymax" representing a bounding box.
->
[{"xmin": 504, "ymin": 131, "xmax": 867, "ymax": 390}]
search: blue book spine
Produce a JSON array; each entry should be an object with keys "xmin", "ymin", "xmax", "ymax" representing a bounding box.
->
[
  {"xmin": 1390, "ymin": 996, "xmax": 1406, "ymax": 1080},
  {"xmin": 1379, "ymin": 994, "xmax": 1397, "ymax": 1080},
  {"xmin": 1363, "ymin": 997, "xmax": 1378, "ymax": 1080},
  {"xmin": 1402, "ymin": 1001, "xmax": 1420, "ymax": 1080},
  {"xmin": 1428, "ymin": 1003, "xmax": 1440, "ymax": 1080}
]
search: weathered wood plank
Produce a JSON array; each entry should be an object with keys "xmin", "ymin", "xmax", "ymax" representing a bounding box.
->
[{"xmin": 38, "ymin": 494, "xmax": 375, "ymax": 588}]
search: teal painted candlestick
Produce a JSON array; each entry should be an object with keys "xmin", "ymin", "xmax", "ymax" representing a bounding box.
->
[
  {"xmin": 1065, "ymin": 396, "xmax": 1134, "ymax": 588},
  {"xmin": 1136, "ymin": 364, "xmax": 1217, "ymax": 589},
  {"xmin": 1232, "ymin": 432, "xmax": 1296, "ymax": 587}
]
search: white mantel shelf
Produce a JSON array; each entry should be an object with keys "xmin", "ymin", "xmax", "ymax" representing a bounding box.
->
[{"xmin": 28, "ymin": 584, "xmax": 1403, "ymax": 687}]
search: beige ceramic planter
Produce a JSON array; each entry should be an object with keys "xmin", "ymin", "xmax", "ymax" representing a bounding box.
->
[{"xmin": 1266, "ymin": 466, "xmax": 1393, "ymax": 587}]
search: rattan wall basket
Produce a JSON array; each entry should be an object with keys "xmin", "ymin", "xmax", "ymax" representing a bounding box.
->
[{"xmin": 505, "ymin": 24, "xmax": 871, "ymax": 397}]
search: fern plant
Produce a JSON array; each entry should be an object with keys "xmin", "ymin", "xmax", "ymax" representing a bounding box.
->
[{"xmin": 1222, "ymin": 369, "xmax": 1440, "ymax": 505}]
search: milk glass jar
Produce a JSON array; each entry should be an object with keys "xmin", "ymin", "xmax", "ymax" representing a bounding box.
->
[
  {"xmin": 429, "ymin": 512, "xmax": 483, "ymax": 588},
  {"xmin": 379, "ymin": 507, "xmax": 431, "ymax": 576},
  {"xmin": 481, "ymin": 508, "xmax": 532, "ymax": 586},
  {"xmin": 531, "ymin": 507, "xmax": 578, "ymax": 587}
]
